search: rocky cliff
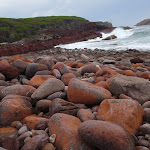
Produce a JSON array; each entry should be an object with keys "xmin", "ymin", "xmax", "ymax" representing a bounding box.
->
[{"xmin": 136, "ymin": 18, "xmax": 150, "ymax": 26}]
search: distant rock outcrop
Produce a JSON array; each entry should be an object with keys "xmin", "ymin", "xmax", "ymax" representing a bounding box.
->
[{"xmin": 136, "ymin": 18, "xmax": 150, "ymax": 26}]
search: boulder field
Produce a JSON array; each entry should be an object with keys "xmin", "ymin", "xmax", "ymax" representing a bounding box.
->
[{"xmin": 1, "ymin": 49, "xmax": 150, "ymax": 149}]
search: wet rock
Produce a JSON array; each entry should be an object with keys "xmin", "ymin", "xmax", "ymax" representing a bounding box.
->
[
  {"xmin": 36, "ymin": 100, "xmax": 51, "ymax": 113},
  {"xmin": 23, "ymin": 114, "xmax": 49, "ymax": 130},
  {"xmin": 52, "ymin": 62, "xmax": 70, "ymax": 75},
  {"xmin": 77, "ymin": 109, "xmax": 95, "ymax": 122},
  {"xmin": 109, "ymin": 75, "xmax": 150, "ymax": 104},
  {"xmin": 78, "ymin": 120, "xmax": 135, "ymax": 150},
  {"xmin": 21, "ymin": 134, "xmax": 49, "ymax": 150},
  {"xmin": 31, "ymin": 78, "xmax": 65, "ymax": 101},
  {"xmin": 0, "ymin": 98, "xmax": 32, "ymax": 126},
  {"xmin": 0, "ymin": 60, "xmax": 20, "ymax": 80},
  {"xmin": 26, "ymin": 63, "xmax": 48, "ymax": 78},
  {"xmin": 96, "ymin": 99, "xmax": 144, "ymax": 134},
  {"xmin": 0, "ymin": 85, "xmax": 36, "ymax": 99},
  {"xmin": 48, "ymin": 113, "xmax": 94, "ymax": 150},
  {"xmin": 67, "ymin": 78, "xmax": 112, "ymax": 105},
  {"xmin": 61, "ymin": 73, "xmax": 76, "ymax": 85},
  {"xmin": 49, "ymin": 98, "xmax": 86, "ymax": 116},
  {"xmin": 12, "ymin": 59, "xmax": 28, "ymax": 74},
  {"xmin": 103, "ymin": 34, "xmax": 117, "ymax": 40},
  {"xmin": 28, "ymin": 75, "xmax": 55, "ymax": 88},
  {"xmin": 47, "ymin": 92, "xmax": 66, "ymax": 100}
]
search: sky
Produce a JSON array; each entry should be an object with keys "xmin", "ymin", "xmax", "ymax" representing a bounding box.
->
[{"xmin": 0, "ymin": 0, "xmax": 150, "ymax": 27}]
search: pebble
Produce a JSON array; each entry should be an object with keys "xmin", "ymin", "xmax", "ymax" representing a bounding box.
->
[
  {"xmin": 18, "ymin": 125, "xmax": 28, "ymax": 135},
  {"xmin": 49, "ymin": 134, "xmax": 56, "ymax": 144}
]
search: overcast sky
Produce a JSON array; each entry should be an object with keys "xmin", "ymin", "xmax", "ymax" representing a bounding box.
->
[{"xmin": 0, "ymin": 0, "xmax": 150, "ymax": 26}]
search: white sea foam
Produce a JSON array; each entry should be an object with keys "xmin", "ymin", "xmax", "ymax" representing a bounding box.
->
[{"xmin": 56, "ymin": 25, "xmax": 150, "ymax": 51}]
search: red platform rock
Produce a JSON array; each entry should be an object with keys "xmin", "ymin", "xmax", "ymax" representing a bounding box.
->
[
  {"xmin": 23, "ymin": 114, "xmax": 49, "ymax": 130},
  {"xmin": 96, "ymin": 99, "xmax": 145, "ymax": 134},
  {"xmin": 0, "ymin": 98, "xmax": 32, "ymax": 126},
  {"xmin": 28, "ymin": 75, "xmax": 55, "ymax": 88},
  {"xmin": 48, "ymin": 113, "xmax": 95, "ymax": 150},
  {"xmin": 0, "ymin": 60, "xmax": 20, "ymax": 80},
  {"xmin": 78, "ymin": 120, "xmax": 135, "ymax": 150},
  {"xmin": 67, "ymin": 78, "xmax": 112, "ymax": 105}
]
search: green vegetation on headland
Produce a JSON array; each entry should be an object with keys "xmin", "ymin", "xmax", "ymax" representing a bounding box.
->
[{"xmin": 0, "ymin": 16, "xmax": 88, "ymax": 43}]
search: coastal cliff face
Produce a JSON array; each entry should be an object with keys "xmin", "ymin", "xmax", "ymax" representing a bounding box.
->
[
  {"xmin": 0, "ymin": 17, "xmax": 113, "ymax": 57},
  {"xmin": 136, "ymin": 18, "xmax": 150, "ymax": 26}
]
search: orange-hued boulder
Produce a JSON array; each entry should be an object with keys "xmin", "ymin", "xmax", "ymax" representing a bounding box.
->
[
  {"xmin": 96, "ymin": 99, "xmax": 145, "ymax": 134},
  {"xmin": 52, "ymin": 62, "xmax": 70, "ymax": 75},
  {"xmin": 61, "ymin": 73, "xmax": 76, "ymax": 85},
  {"xmin": 65, "ymin": 61, "xmax": 84, "ymax": 68},
  {"xmin": 78, "ymin": 120, "xmax": 135, "ymax": 150},
  {"xmin": 94, "ymin": 76, "xmax": 105, "ymax": 83},
  {"xmin": 139, "ymin": 72, "xmax": 150, "ymax": 80},
  {"xmin": 9, "ymin": 55, "xmax": 26, "ymax": 63},
  {"xmin": 0, "ymin": 60, "xmax": 20, "ymax": 80},
  {"xmin": 0, "ymin": 85, "xmax": 36, "ymax": 99},
  {"xmin": 96, "ymin": 67, "xmax": 118, "ymax": 78},
  {"xmin": 23, "ymin": 114, "xmax": 49, "ymax": 130},
  {"xmin": 48, "ymin": 113, "xmax": 94, "ymax": 150},
  {"xmin": 28, "ymin": 75, "xmax": 55, "ymax": 88},
  {"xmin": 67, "ymin": 78, "xmax": 112, "ymax": 105},
  {"xmin": 0, "ymin": 127, "xmax": 18, "ymax": 138},
  {"xmin": 124, "ymin": 70, "xmax": 136, "ymax": 76},
  {"xmin": 0, "ymin": 98, "xmax": 32, "ymax": 126}
]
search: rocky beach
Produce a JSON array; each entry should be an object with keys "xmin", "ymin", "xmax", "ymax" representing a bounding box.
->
[
  {"xmin": 0, "ymin": 46, "xmax": 150, "ymax": 150},
  {"xmin": 1, "ymin": 16, "xmax": 150, "ymax": 150}
]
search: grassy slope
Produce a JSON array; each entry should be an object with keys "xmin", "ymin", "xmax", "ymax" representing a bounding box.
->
[{"xmin": 0, "ymin": 16, "xmax": 88, "ymax": 43}]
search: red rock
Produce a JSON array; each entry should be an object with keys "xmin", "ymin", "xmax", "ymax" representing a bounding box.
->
[
  {"xmin": 130, "ymin": 58, "xmax": 144, "ymax": 64},
  {"xmin": 48, "ymin": 113, "xmax": 94, "ymax": 150},
  {"xmin": 78, "ymin": 120, "xmax": 135, "ymax": 150},
  {"xmin": 67, "ymin": 78, "xmax": 112, "ymax": 105},
  {"xmin": 34, "ymin": 56, "xmax": 54, "ymax": 70},
  {"xmin": 31, "ymin": 78, "xmax": 65, "ymax": 101},
  {"xmin": 12, "ymin": 59, "xmax": 28, "ymax": 74},
  {"xmin": 119, "ymin": 94, "xmax": 132, "ymax": 99},
  {"xmin": 28, "ymin": 75, "xmax": 55, "ymax": 88},
  {"xmin": 96, "ymin": 67, "xmax": 118, "ymax": 79},
  {"xmin": 23, "ymin": 114, "xmax": 49, "ymax": 130},
  {"xmin": 36, "ymin": 100, "xmax": 52, "ymax": 113},
  {"xmin": 0, "ymin": 127, "xmax": 18, "ymax": 138},
  {"xmin": 91, "ymin": 105, "xmax": 99, "ymax": 112},
  {"xmin": 124, "ymin": 70, "xmax": 136, "ymax": 76},
  {"xmin": 52, "ymin": 62, "xmax": 70, "ymax": 75},
  {"xmin": 95, "ymin": 81, "xmax": 109, "ymax": 90},
  {"xmin": 139, "ymin": 72, "xmax": 150, "ymax": 80},
  {"xmin": 0, "ymin": 98, "xmax": 32, "ymax": 126},
  {"xmin": 49, "ymin": 98, "xmax": 86, "ymax": 116},
  {"xmin": 0, "ymin": 61, "xmax": 20, "ymax": 80},
  {"xmin": 77, "ymin": 109, "xmax": 95, "ymax": 122},
  {"xmin": 109, "ymin": 75, "xmax": 150, "ymax": 104},
  {"xmin": 134, "ymin": 146, "xmax": 149, "ymax": 150},
  {"xmin": 80, "ymin": 63, "xmax": 101, "ymax": 75},
  {"xmin": 52, "ymin": 69, "xmax": 61, "ymax": 79},
  {"xmin": 65, "ymin": 61, "xmax": 84, "ymax": 68},
  {"xmin": 61, "ymin": 73, "xmax": 76, "ymax": 85},
  {"xmin": 26, "ymin": 63, "xmax": 48, "ymax": 78},
  {"xmin": 96, "ymin": 99, "xmax": 145, "ymax": 134},
  {"xmin": 21, "ymin": 134, "xmax": 49, "ymax": 150},
  {"xmin": 94, "ymin": 76, "xmax": 105, "ymax": 83},
  {"xmin": 9, "ymin": 55, "xmax": 26, "ymax": 63},
  {"xmin": 0, "ymin": 85, "xmax": 36, "ymax": 99}
]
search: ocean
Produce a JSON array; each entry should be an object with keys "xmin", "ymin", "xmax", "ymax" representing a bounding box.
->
[{"xmin": 56, "ymin": 25, "xmax": 150, "ymax": 51}]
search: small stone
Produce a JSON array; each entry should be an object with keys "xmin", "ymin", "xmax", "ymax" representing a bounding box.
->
[
  {"xmin": 49, "ymin": 134, "xmax": 56, "ymax": 144},
  {"xmin": 38, "ymin": 112, "xmax": 44, "ymax": 117},
  {"xmin": 140, "ymin": 124, "xmax": 150, "ymax": 134},
  {"xmin": 138, "ymin": 139, "xmax": 150, "ymax": 147},
  {"xmin": 31, "ymin": 130, "xmax": 46, "ymax": 136},
  {"xmin": 16, "ymin": 122, "xmax": 23, "ymax": 129},
  {"xmin": 18, "ymin": 125, "xmax": 28, "ymax": 135},
  {"xmin": 41, "ymin": 143, "xmax": 56, "ymax": 150},
  {"xmin": 135, "ymin": 146, "xmax": 149, "ymax": 150},
  {"xmin": 145, "ymin": 134, "xmax": 150, "ymax": 140},
  {"xmin": 24, "ymin": 137, "xmax": 32, "ymax": 144}
]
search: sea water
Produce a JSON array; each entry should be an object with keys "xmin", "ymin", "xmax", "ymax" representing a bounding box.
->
[{"xmin": 56, "ymin": 25, "xmax": 150, "ymax": 51}]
